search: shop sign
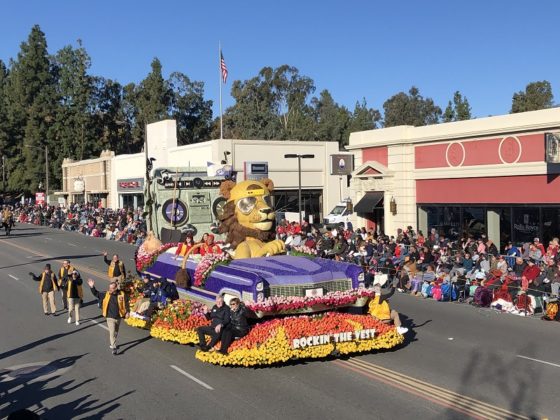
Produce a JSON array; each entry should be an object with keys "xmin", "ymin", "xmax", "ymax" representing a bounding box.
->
[
  {"xmin": 35, "ymin": 192, "xmax": 45, "ymax": 205},
  {"xmin": 117, "ymin": 178, "xmax": 144, "ymax": 191},
  {"xmin": 330, "ymin": 154, "xmax": 354, "ymax": 176},
  {"xmin": 291, "ymin": 328, "xmax": 376, "ymax": 349}
]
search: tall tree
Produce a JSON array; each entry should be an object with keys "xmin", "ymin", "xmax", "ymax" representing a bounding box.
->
[
  {"xmin": 0, "ymin": 60, "xmax": 10, "ymax": 165},
  {"xmin": 511, "ymin": 80, "xmax": 554, "ymax": 113},
  {"xmin": 168, "ymin": 72, "xmax": 213, "ymax": 144},
  {"xmin": 310, "ymin": 89, "xmax": 351, "ymax": 146},
  {"xmin": 345, "ymin": 98, "xmax": 382, "ymax": 140},
  {"xmin": 53, "ymin": 41, "xmax": 96, "ymax": 165},
  {"xmin": 223, "ymin": 65, "xmax": 315, "ymax": 140},
  {"xmin": 383, "ymin": 86, "xmax": 442, "ymax": 127},
  {"xmin": 443, "ymin": 91, "xmax": 472, "ymax": 122},
  {"xmin": 130, "ymin": 58, "xmax": 172, "ymax": 147},
  {"xmin": 3, "ymin": 25, "xmax": 57, "ymax": 192},
  {"xmin": 92, "ymin": 77, "xmax": 133, "ymax": 154}
]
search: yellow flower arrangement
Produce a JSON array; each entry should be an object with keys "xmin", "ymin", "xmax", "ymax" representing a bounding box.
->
[{"xmin": 125, "ymin": 317, "xmax": 150, "ymax": 329}]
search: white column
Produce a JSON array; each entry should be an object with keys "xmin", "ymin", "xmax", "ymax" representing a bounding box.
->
[
  {"xmin": 487, "ymin": 210, "xmax": 501, "ymax": 251},
  {"xmin": 418, "ymin": 206, "xmax": 428, "ymax": 237}
]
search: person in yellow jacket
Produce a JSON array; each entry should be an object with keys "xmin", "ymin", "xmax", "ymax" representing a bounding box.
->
[
  {"xmin": 58, "ymin": 260, "xmax": 75, "ymax": 310},
  {"xmin": 103, "ymin": 251, "xmax": 126, "ymax": 288},
  {"xmin": 29, "ymin": 264, "xmax": 58, "ymax": 315},
  {"xmin": 66, "ymin": 270, "xmax": 83, "ymax": 326},
  {"xmin": 368, "ymin": 282, "xmax": 408, "ymax": 335},
  {"xmin": 87, "ymin": 278, "xmax": 130, "ymax": 355}
]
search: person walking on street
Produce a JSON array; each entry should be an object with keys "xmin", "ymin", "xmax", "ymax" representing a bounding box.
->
[
  {"xmin": 30, "ymin": 264, "xmax": 58, "ymax": 316},
  {"xmin": 58, "ymin": 260, "xmax": 75, "ymax": 311},
  {"xmin": 87, "ymin": 278, "xmax": 129, "ymax": 355},
  {"xmin": 103, "ymin": 252, "xmax": 126, "ymax": 289},
  {"xmin": 67, "ymin": 270, "xmax": 83, "ymax": 326},
  {"xmin": 197, "ymin": 295, "xmax": 230, "ymax": 351}
]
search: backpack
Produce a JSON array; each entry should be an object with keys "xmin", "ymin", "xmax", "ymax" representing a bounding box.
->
[
  {"xmin": 421, "ymin": 282, "xmax": 431, "ymax": 298},
  {"xmin": 515, "ymin": 293, "xmax": 534, "ymax": 314},
  {"xmin": 440, "ymin": 283, "xmax": 457, "ymax": 301},
  {"xmin": 432, "ymin": 285, "xmax": 442, "ymax": 301},
  {"xmin": 542, "ymin": 300, "xmax": 559, "ymax": 321},
  {"xmin": 474, "ymin": 286, "xmax": 492, "ymax": 307}
]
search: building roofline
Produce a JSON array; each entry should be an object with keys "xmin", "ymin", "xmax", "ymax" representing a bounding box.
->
[{"xmin": 347, "ymin": 107, "xmax": 560, "ymax": 149}]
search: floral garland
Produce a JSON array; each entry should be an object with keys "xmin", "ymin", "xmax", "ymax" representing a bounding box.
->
[
  {"xmin": 290, "ymin": 245, "xmax": 318, "ymax": 257},
  {"xmin": 135, "ymin": 242, "xmax": 177, "ymax": 272},
  {"xmin": 193, "ymin": 253, "xmax": 231, "ymax": 287},
  {"xmin": 246, "ymin": 288, "xmax": 375, "ymax": 313},
  {"xmin": 196, "ymin": 313, "xmax": 404, "ymax": 366}
]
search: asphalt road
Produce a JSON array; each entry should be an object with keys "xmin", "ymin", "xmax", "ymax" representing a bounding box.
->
[{"xmin": 1, "ymin": 225, "xmax": 558, "ymax": 419}]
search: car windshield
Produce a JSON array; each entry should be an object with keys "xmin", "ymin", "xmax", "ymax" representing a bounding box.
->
[{"xmin": 330, "ymin": 206, "xmax": 346, "ymax": 216}]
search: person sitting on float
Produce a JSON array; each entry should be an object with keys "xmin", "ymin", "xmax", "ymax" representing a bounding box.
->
[
  {"xmin": 368, "ymin": 280, "xmax": 408, "ymax": 335},
  {"xmin": 199, "ymin": 233, "xmax": 222, "ymax": 256},
  {"xmin": 175, "ymin": 234, "xmax": 196, "ymax": 260}
]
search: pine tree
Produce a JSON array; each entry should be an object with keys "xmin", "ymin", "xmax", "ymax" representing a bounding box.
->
[{"xmin": 3, "ymin": 25, "xmax": 57, "ymax": 192}]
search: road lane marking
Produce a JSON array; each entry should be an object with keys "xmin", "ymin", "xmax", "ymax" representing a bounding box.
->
[
  {"xmin": 336, "ymin": 358, "xmax": 531, "ymax": 420},
  {"xmin": 44, "ymin": 238, "xmax": 52, "ymax": 241},
  {"xmin": 90, "ymin": 318, "xmax": 109, "ymax": 331},
  {"xmin": 1, "ymin": 239, "xmax": 111, "ymax": 281},
  {"xmin": 67, "ymin": 242, "xmax": 77, "ymax": 247},
  {"xmin": 8, "ymin": 275, "xmax": 19, "ymax": 281},
  {"xmin": 169, "ymin": 365, "xmax": 214, "ymax": 390},
  {"xmin": 517, "ymin": 355, "xmax": 560, "ymax": 368}
]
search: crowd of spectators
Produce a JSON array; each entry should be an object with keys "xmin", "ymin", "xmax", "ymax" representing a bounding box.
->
[
  {"xmin": 276, "ymin": 219, "xmax": 560, "ymax": 315},
  {"xmin": 11, "ymin": 202, "xmax": 147, "ymax": 246}
]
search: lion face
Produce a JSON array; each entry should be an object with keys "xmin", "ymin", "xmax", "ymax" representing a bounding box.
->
[
  {"xmin": 235, "ymin": 194, "xmax": 275, "ymax": 232},
  {"xmin": 218, "ymin": 179, "xmax": 278, "ymax": 250}
]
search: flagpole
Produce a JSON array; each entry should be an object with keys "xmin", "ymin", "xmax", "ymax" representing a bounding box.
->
[{"xmin": 219, "ymin": 41, "xmax": 223, "ymax": 140}]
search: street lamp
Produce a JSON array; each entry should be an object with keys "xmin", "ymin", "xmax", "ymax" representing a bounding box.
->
[
  {"xmin": 284, "ymin": 153, "xmax": 315, "ymax": 225},
  {"xmin": 1, "ymin": 155, "xmax": 6, "ymax": 191},
  {"xmin": 25, "ymin": 145, "xmax": 49, "ymax": 202}
]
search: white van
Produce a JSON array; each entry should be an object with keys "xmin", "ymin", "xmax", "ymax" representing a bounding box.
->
[{"xmin": 324, "ymin": 201, "xmax": 353, "ymax": 227}]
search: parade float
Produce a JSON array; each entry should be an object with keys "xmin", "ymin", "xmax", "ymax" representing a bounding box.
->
[{"xmin": 128, "ymin": 174, "xmax": 404, "ymax": 366}]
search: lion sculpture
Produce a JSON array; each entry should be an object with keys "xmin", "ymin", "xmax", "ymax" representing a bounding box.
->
[{"xmin": 218, "ymin": 179, "xmax": 285, "ymax": 259}]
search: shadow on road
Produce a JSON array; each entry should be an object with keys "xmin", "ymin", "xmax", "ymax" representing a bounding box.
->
[
  {"xmin": 118, "ymin": 335, "xmax": 153, "ymax": 355},
  {"xmin": 445, "ymin": 345, "xmax": 541, "ymax": 419},
  {"xmin": 0, "ymin": 316, "xmax": 103, "ymax": 360},
  {"xmin": 0, "ymin": 354, "xmax": 134, "ymax": 419}
]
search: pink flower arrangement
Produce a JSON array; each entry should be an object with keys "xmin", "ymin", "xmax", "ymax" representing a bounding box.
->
[
  {"xmin": 135, "ymin": 242, "xmax": 177, "ymax": 272},
  {"xmin": 193, "ymin": 253, "xmax": 231, "ymax": 287},
  {"xmin": 246, "ymin": 288, "xmax": 375, "ymax": 313}
]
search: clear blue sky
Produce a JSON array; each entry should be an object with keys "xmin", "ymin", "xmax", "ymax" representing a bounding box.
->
[{"xmin": 1, "ymin": 0, "xmax": 559, "ymax": 120}]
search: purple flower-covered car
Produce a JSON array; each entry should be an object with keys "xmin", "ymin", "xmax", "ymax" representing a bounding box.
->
[{"xmin": 142, "ymin": 251, "xmax": 367, "ymax": 315}]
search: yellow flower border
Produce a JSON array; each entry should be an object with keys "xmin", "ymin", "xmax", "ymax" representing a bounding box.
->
[
  {"xmin": 125, "ymin": 317, "xmax": 150, "ymax": 330},
  {"xmin": 195, "ymin": 327, "xmax": 404, "ymax": 367},
  {"xmin": 150, "ymin": 326, "xmax": 199, "ymax": 345}
]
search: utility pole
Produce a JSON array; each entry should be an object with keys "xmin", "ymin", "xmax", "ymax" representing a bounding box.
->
[
  {"xmin": 45, "ymin": 145, "xmax": 49, "ymax": 204},
  {"xmin": 2, "ymin": 155, "xmax": 5, "ymax": 191}
]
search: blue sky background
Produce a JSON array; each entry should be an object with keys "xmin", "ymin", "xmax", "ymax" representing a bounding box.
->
[{"xmin": 1, "ymin": 0, "xmax": 559, "ymax": 120}]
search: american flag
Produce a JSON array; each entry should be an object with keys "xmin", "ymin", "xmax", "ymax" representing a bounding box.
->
[{"xmin": 220, "ymin": 51, "xmax": 228, "ymax": 84}]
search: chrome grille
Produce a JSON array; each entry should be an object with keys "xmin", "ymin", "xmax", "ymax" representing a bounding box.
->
[{"xmin": 268, "ymin": 279, "xmax": 352, "ymax": 297}]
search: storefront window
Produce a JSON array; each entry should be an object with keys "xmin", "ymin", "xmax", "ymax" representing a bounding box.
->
[
  {"xmin": 422, "ymin": 206, "xmax": 460, "ymax": 240},
  {"xmin": 542, "ymin": 208, "xmax": 560, "ymax": 247},
  {"xmin": 462, "ymin": 207, "xmax": 485, "ymax": 239},
  {"xmin": 512, "ymin": 207, "xmax": 540, "ymax": 245}
]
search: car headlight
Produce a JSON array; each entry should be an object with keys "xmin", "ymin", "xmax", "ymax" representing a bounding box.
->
[
  {"xmin": 358, "ymin": 281, "xmax": 365, "ymax": 288},
  {"xmin": 257, "ymin": 292, "xmax": 264, "ymax": 302},
  {"xmin": 256, "ymin": 282, "xmax": 264, "ymax": 292}
]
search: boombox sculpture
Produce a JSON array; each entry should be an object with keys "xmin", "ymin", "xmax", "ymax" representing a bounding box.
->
[{"xmin": 150, "ymin": 167, "xmax": 230, "ymax": 242}]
